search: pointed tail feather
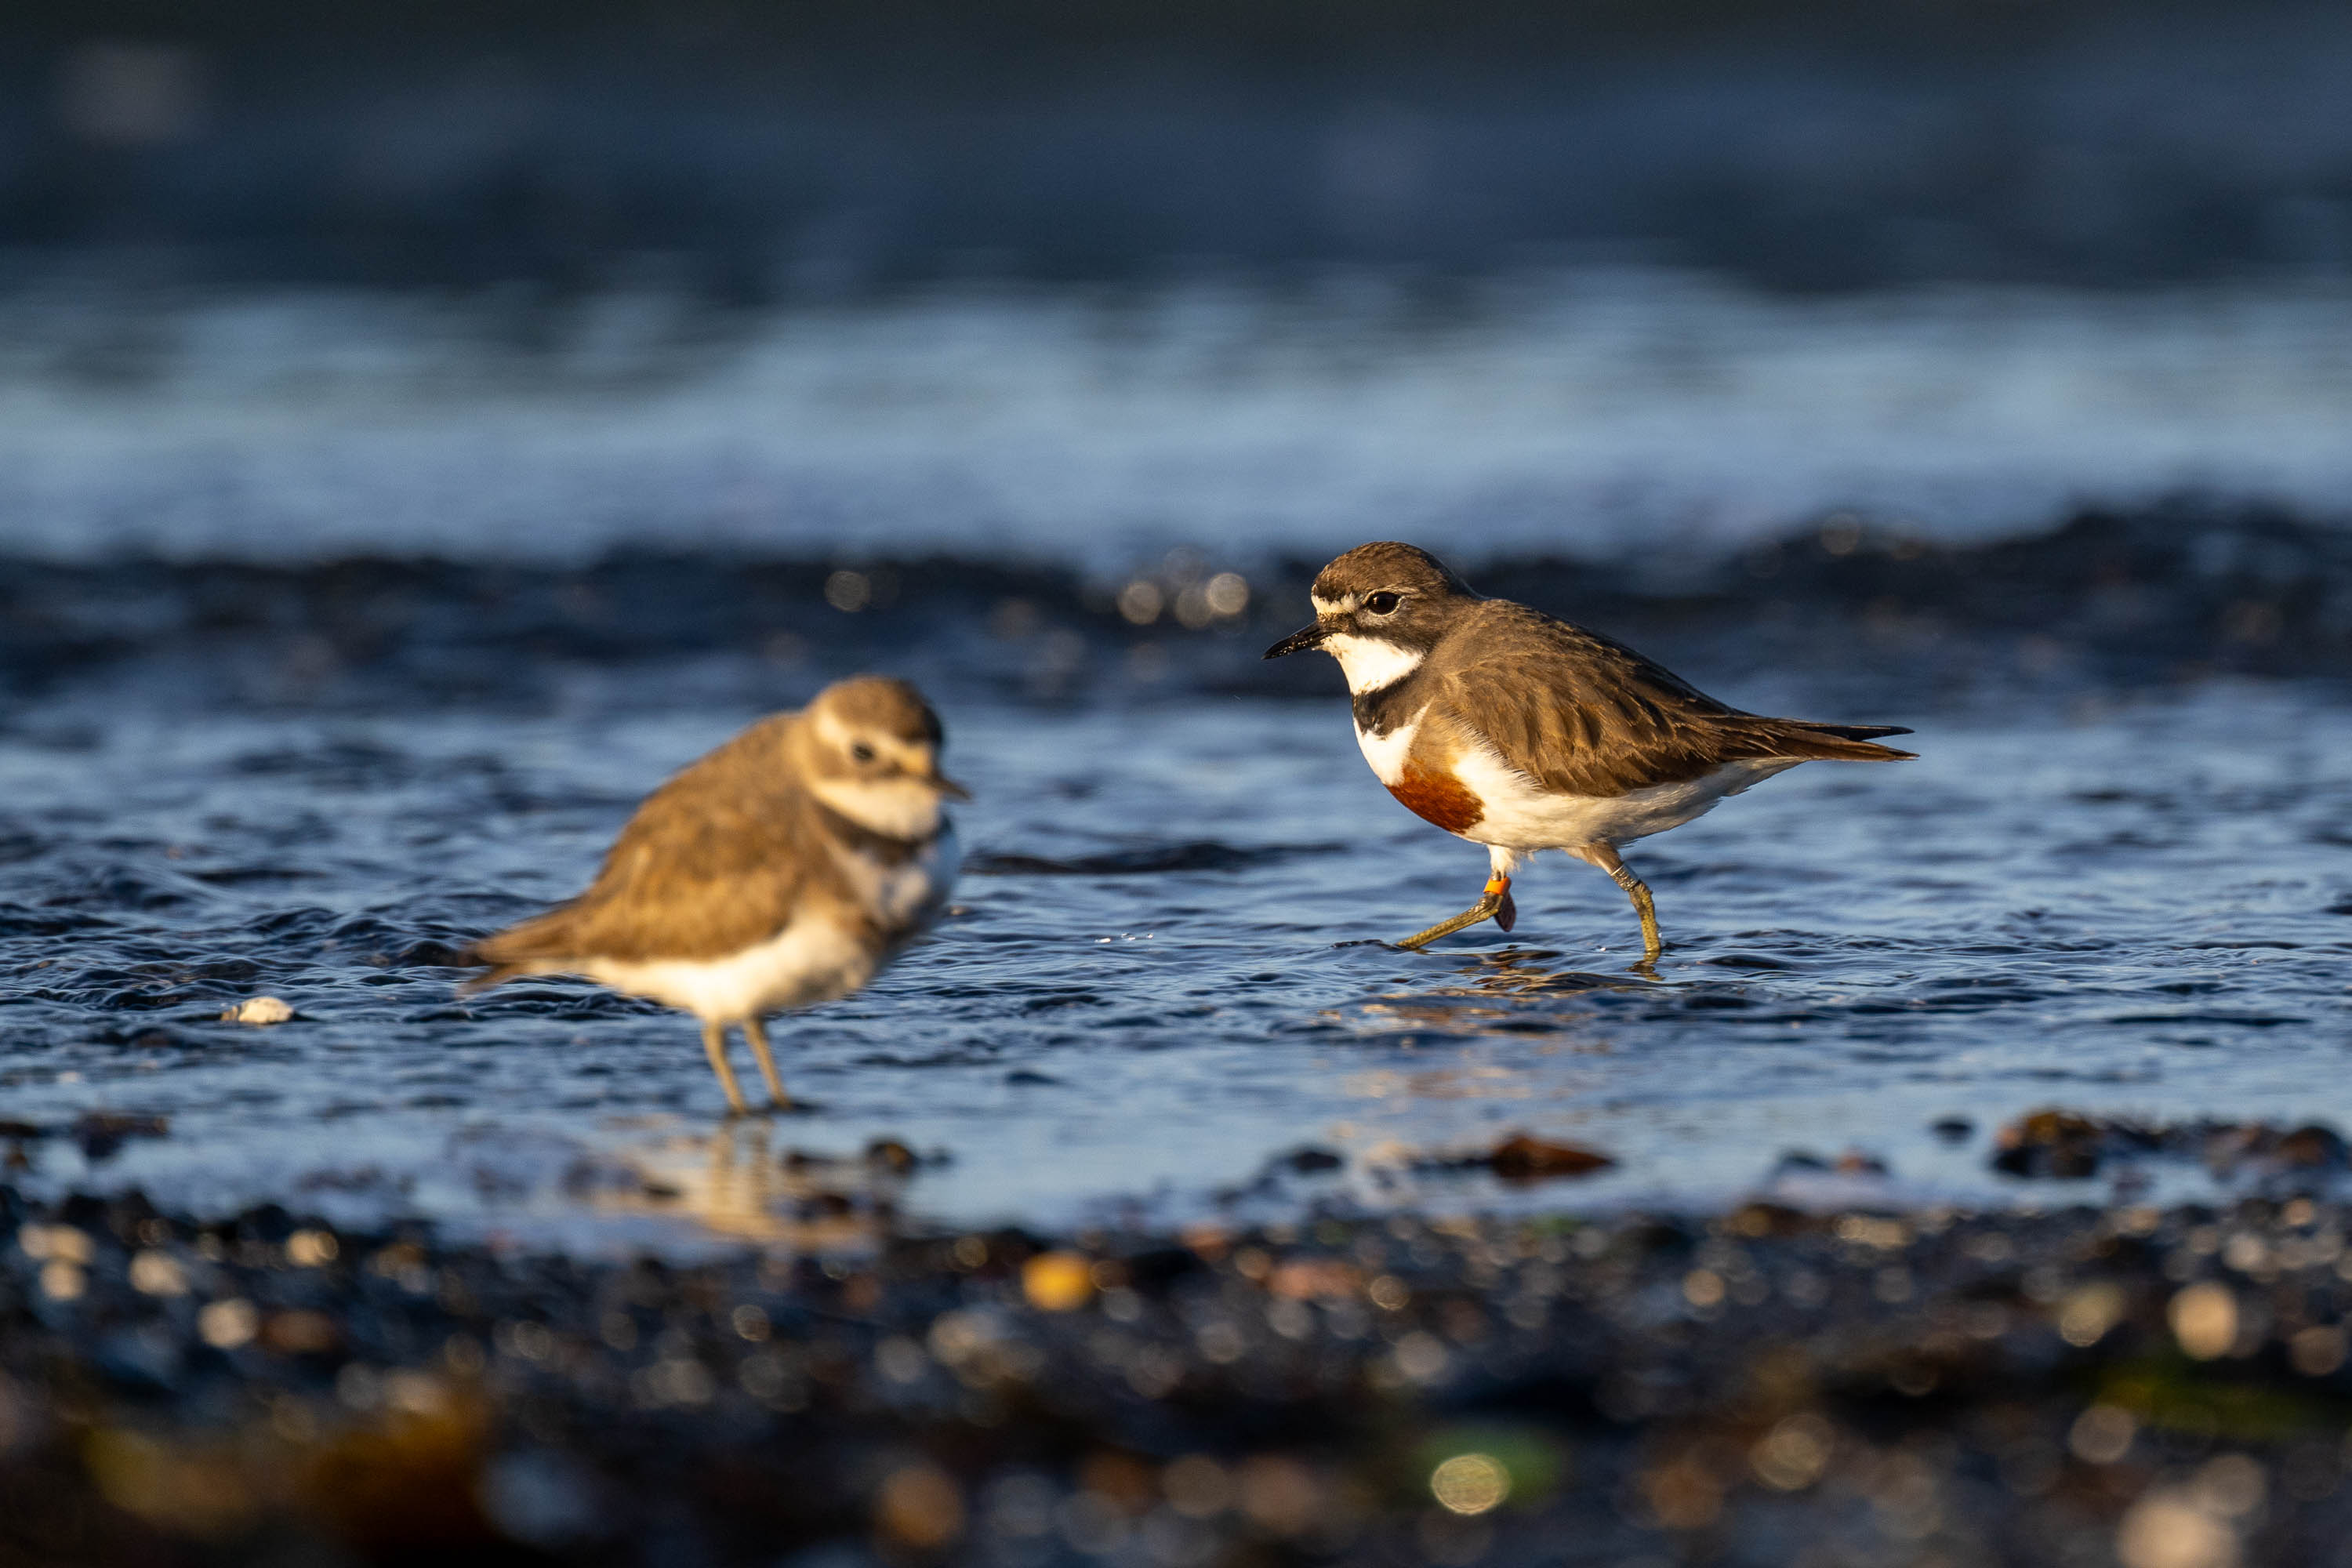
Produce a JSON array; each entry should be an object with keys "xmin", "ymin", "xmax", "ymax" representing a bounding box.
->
[
  {"xmin": 456, "ymin": 906, "xmax": 584, "ymax": 995},
  {"xmin": 1804, "ymin": 723, "xmax": 1913, "ymax": 742},
  {"xmin": 1755, "ymin": 719, "xmax": 1918, "ymax": 761},
  {"xmin": 456, "ymin": 960, "xmax": 532, "ymax": 997}
]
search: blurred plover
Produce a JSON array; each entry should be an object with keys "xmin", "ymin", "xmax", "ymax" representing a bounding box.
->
[
  {"xmin": 1265, "ymin": 542, "xmax": 1913, "ymax": 960},
  {"xmin": 463, "ymin": 677, "xmax": 965, "ymax": 1111}
]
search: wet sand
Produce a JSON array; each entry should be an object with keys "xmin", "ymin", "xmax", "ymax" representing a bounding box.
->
[{"xmin": 7, "ymin": 1181, "xmax": 2351, "ymax": 1566}]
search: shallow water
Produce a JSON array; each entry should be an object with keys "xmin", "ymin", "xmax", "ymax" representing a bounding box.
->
[
  {"xmin": 7, "ymin": 268, "xmax": 2352, "ymax": 1250},
  {"xmin": 5, "ymin": 666, "xmax": 2349, "ymax": 1251}
]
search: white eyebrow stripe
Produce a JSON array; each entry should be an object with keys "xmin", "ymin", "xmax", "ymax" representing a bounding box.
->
[{"xmin": 1311, "ymin": 593, "xmax": 1351, "ymax": 615}]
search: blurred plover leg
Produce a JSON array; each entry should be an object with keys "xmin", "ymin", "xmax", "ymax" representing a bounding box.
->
[
  {"xmin": 462, "ymin": 677, "xmax": 965, "ymax": 1112},
  {"xmin": 741, "ymin": 1018, "xmax": 789, "ymax": 1110},
  {"xmin": 1267, "ymin": 542, "xmax": 1914, "ymax": 964},
  {"xmin": 702, "ymin": 1023, "xmax": 748, "ymax": 1114}
]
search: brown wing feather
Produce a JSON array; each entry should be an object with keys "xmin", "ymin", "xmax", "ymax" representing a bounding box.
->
[
  {"xmin": 1439, "ymin": 602, "xmax": 1914, "ymax": 796},
  {"xmin": 464, "ymin": 713, "xmax": 838, "ymax": 985}
]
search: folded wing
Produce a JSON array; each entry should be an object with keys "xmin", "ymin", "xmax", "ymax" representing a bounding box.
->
[
  {"xmin": 1441, "ymin": 604, "xmax": 1915, "ymax": 797},
  {"xmin": 464, "ymin": 715, "xmax": 818, "ymax": 987}
]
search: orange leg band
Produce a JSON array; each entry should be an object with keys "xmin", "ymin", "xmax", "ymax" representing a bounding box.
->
[{"xmin": 1398, "ymin": 872, "xmax": 1517, "ymax": 949}]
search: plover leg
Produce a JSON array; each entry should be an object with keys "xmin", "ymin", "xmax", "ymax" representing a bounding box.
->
[
  {"xmin": 701, "ymin": 1021, "xmax": 748, "ymax": 1114},
  {"xmin": 1396, "ymin": 873, "xmax": 1513, "ymax": 950},
  {"xmin": 741, "ymin": 1016, "xmax": 792, "ymax": 1109},
  {"xmin": 1577, "ymin": 844, "xmax": 1661, "ymax": 963}
]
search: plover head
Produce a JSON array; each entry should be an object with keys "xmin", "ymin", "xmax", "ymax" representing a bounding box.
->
[
  {"xmin": 800, "ymin": 676, "xmax": 970, "ymax": 840},
  {"xmin": 1262, "ymin": 540, "xmax": 1478, "ymax": 695}
]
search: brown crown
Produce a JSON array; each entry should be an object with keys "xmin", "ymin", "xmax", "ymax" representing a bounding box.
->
[
  {"xmin": 808, "ymin": 676, "xmax": 944, "ymax": 746},
  {"xmin": 1312, "ymin": 541, "xmax": 1475, "ymax": 602}
]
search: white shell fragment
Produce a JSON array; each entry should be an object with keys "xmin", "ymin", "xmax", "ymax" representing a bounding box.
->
[{"xmin": 223, "ymin": 996, "xmax": 295, "ymax": 1025}]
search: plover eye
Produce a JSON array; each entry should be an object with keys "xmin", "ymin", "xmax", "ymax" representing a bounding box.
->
[
  {"xmin": 850, "ymin": 742, "xmax": 876, "ymax": 764},
  {"xmin": 1363, "ymin": 591, "xmax": 1401, "ymax": 615}
]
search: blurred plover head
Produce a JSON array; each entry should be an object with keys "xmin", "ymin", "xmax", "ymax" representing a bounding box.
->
[{"xmin": 798, "ymin": 676, "xmax": 971, "ymax": 840}]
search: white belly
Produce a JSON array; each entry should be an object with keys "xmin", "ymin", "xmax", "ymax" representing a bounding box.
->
[
  {"xmin": 587, "ymin": 827, "xmax": 959, "ymax": 1022},
  {"xmin": 1450, "ymin": 749, "xmax": 1799, "ymax": 851},
  {"xmin": 586, "ymin": 918, "xmax": 880, "ymax": 1022}
]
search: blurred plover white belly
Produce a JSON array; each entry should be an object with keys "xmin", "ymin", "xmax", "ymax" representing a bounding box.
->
[
  {"xmin": 1265, "ymin": 542, "xmax": 1915, "ymax": 963},
  {"xmin": 463, "ymin": 676, "xmax": 965, "ymax": 1112}
]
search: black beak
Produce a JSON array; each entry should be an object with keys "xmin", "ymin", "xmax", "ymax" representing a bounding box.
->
[{"xmin": 1263, "ymin": 623, "xmax": 1329, "ymax": 660}]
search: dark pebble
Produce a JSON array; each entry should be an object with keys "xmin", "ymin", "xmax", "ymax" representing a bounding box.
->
[{"xmin": 6, "ymin": 1186, "xmax": 2352, "ymax": 1566}]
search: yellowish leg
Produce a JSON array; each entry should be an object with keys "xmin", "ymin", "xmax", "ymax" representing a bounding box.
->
[
  {"xmin": 742, "ymin": 1016, "xmax": 792, "ymax": 1110},
  {"xmin": 1578, "ymin": 844, "xmax": 1662, "ymax": 963},
  {"xmin": 1397, "ymin": 874, "xmax": 1514, "ymax": 951},
  {"xmin": 701, "ymin": 1021, "xmax": 748, "ymax": 1114}
]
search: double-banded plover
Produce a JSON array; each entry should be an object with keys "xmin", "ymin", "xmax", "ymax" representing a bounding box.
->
[
  {"xmin": 463, "ymin": 677, "xmax": 964, "ymax": 1111},
  {"xmin": 1265, "ymin": 542, "xmax": 1914, "ymax": 960}
]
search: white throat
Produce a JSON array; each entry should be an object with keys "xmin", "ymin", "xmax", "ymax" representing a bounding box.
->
[
  {"xmin": 810, "ymin": 778, "xmax": 944, "ymax": 840},
  {"xmin": 1323, "ymin": 633, "xmax": 1424, "ymax": 695}
]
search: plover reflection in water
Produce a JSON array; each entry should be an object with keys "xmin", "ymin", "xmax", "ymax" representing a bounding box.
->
[
  {"xmin": 1265, "ymin": 542, "xmax": 1915, "ymax": 962},
  {"xmin": 463, "ymin": 677, "xmax": 965, "ymax": 1112}
]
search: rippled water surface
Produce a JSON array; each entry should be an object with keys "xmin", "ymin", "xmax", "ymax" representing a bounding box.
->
[
  {"xmin": 7, "ymin": 269, "xmax": 2352, "ymax": 567},
  {"xmin": 7, "ymin": 268, "xmax": 2352, "ymax": 1250},
  {"xmin": 5, "ymin": 670, "xmax": 2349, "ymax": 1250}
]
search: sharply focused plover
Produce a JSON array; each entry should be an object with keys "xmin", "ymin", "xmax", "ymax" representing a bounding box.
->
[
  {"xmin": 462, "ymin": 677, "xmax": 965, "ymax": 1111},
  {"xmin": 1265, "ymin": 542, "xmax": 1914, "ymax": 960}
]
